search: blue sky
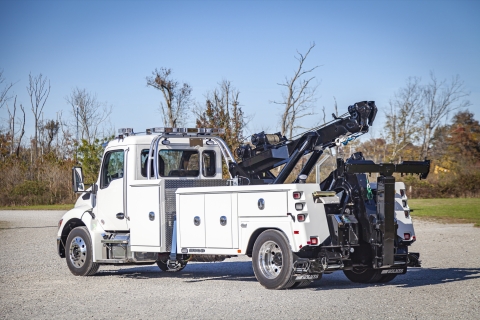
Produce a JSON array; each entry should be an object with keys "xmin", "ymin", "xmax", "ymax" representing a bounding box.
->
[{"xmin": 1, "ymin": 0, "xmax": 479, "ymax": 140}]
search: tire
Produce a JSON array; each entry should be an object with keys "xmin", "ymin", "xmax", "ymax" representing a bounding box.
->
[
  {"xmin": 343, "ymin": 267, "xmax": 383, "ymax": 283},
  {"xmin": 252, "ymin": 230, "xmax": 294, "ymax": 290},
  {"xmin": 65, "ymin": 226, "xmax": 100, "ymax": 276},
  {"xmin": 156, "ymin": 258, "xmax": 188, "ymax": 272}
]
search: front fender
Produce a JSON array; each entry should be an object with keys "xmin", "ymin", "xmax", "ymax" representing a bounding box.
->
[{"xmin": 57, "ymin": 203, "xmax": 105, "ymax": 260}]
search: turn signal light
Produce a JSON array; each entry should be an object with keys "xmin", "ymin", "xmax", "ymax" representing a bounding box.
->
[
  {"xmin": 293, "ymin": 192, "xmax": 302, "ymax": 199},
  {"xmin": 404, "ymin": 233, "xmax": 411, "ymax": 240},
  {"xmin": 297, "ymin": 214, "xmax": 306, "ymax": 222}
]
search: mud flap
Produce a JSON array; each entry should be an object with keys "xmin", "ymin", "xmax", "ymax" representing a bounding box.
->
[{"xmin": 377, "ymin": 175, "xmax": 395, "ymax": 267}]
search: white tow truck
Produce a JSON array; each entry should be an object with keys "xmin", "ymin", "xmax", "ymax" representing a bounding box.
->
[{"xmin": 57, "ymin": 101, "xmax": 429, "ymax": 289}]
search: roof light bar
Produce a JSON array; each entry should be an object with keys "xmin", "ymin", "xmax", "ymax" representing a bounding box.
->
[
  {"xmin": 118, "ymin": 128, "xmax": 133, "ymax": 134},
  {"xmin": 117, "ymin": 128, "xmax": 134, "ymax": 138},
  {"xmin": 145, "ymin": 127, "xmax": 225, "ymax": 136}
]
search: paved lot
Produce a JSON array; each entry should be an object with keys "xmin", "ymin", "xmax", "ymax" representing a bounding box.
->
[{"xmin": 1, "ymin": 210, "xmax": 479, "ymax": 319}]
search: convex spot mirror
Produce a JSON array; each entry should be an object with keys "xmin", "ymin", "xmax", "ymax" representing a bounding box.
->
[{"xmin": 72, "ymin": 167, "xmax": 85, "ymax": 193}]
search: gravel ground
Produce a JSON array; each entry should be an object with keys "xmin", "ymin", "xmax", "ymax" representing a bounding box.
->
[{"xmin": 1, "ymin": 210, "xmax": 479, "ymax": 319}]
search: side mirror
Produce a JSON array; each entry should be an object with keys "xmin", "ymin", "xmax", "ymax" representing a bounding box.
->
[{"xmin": 72, "ymin": 167, "xmax": 85, "ymax": 193}]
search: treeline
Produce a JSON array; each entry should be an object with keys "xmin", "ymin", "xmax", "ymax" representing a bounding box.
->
[{"xmin": 1, "ymin": 44, "xmax": 479, "ymax": 206}]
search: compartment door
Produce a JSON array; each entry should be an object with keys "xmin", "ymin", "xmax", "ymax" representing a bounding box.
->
[
  {"xmin": 178, "ymin": 194, "xmax": 205, "ymax": 248},
  {"xmin": 205, "ymin": 193, "xmax": 233, "ymax": 248}
]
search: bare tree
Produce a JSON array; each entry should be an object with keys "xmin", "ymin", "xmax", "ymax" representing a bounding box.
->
[
  {"xmin": 6, "ymin": 96, "xmax": 26, "ymax": 157},
  {"xmin": 273, "ymin": 43, "xmax": 319, "ymax": 138},
  {"xmin": 16, "ymin": 103, "xmax": 25, "ymax": 157},
  {"xmin": 0, "ymin": 69, "xmax": 14, "ymax": 109},
  {"xmin": 384, "ymin": 77, "xmax": 423, "ymax": 161},
  {"xmin": 146, "ymin": 68, "xmax": 192, "ymax": 127},
  {"xmin": 41, "ymin": 119, "xmax": 60, "ymax": 153},
  {"xmin": 65, "ymin": 87, "xmax": 112, "ymax": 144},
  {"xmin": 27, "ymin": 73, "xmax": 50, "ymax": 157},
  {"xmin": 420, "ymin": 73, "xmax": 470, "ymax": 159}
]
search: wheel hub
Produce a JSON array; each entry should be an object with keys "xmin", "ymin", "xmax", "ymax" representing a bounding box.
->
[
  {"xmin": 69, "ymin": 236, "xmax": 87, "ymax": 268},
  {"xmin": 258, "ymin": 240, "xmax": 283, "ymax": 279}
]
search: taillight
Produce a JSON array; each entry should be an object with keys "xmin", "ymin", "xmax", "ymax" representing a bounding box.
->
[
  {"xmin": 404, "ymin": 233, "xmax": 411, "ymax": 240},
  {"xmin": 297, "ymin": 214, "xmax": 306, "ymax": 222},
  {"xmin": 293, "ymin": 192, "xmax": 302, "ymax": 199},
  {"xmin": 310, "ymin": 237, "xmax": 318, "ymax": 245},
  {"xmin": 404, "ymin": 210, "xmax": 410, "ymax": 218},
  {"xmin": 412, "ymin": 235, "xmax": 416, "ymax": 241},
  {"xmin": 295, "ymin": 203, "xmax": 304, "ymax": 211}
]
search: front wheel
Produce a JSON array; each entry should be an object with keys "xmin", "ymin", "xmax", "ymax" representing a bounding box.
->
[
  {"xmin": 65, "ymin": 226, "xmax": 99, "ymax": 276},
  {"xmin": 252, "ymin": 230, "xmax": 294, "ymax": 290}
]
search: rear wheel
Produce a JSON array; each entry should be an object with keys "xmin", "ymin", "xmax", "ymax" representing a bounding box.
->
[
  {"xmin": 252, "ymin": 230, "xmax": 294, "ymax": 290},
  {"xmin": 156, "ymin": 257, "xmax": 188, "ymax": 272},
  {"xmin": 343, "ymin": 267, "xmax": 383, "ymax": 283},
  {"xmin": 65, "ymin": 226, "xmax": 99, "ymax": 276}
]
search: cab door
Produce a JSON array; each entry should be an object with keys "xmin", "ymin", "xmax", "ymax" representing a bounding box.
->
[{"xmin": 95, "ymin": 148, "xmax": 129, "ymax": 231}]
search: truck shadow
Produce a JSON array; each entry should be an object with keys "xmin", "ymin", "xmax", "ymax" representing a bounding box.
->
[
  {"xmin": 95, "ymin": 262, "xmax": 480, "ymax": 289},
  {"xmin": 311, "ymin": 267, "xmax": 480, "ymax": 290}
]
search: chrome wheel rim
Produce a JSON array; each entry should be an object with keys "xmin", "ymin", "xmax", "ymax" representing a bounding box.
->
[
  {"xmin": 258, "ymin": 240, "xmax": 283, "ymax": 279},
  {"xmin": 69, "ymin": 236, "xmax": 87, "ymax": 268}
]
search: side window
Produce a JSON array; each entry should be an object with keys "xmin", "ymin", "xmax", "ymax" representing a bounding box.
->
[
  {"xmin": 101, "ymin": 150, "xmax": 125, "ymax": 189},
  {"xmin": 202, "ymin": 150, "xmax": 216, "ymax": 177}
]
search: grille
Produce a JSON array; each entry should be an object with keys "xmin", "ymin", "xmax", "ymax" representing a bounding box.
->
[{"xmin": 163, "ymin": 179, "xmax": 227, "ymax": 251}]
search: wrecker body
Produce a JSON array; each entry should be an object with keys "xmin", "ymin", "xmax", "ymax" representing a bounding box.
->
[{"xmin": 57, "ymin": 101, "xmax": 430, "ymax": 289}]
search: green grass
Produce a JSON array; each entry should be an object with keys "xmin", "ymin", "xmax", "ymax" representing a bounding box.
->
[
  {"xmin": 409, "ymin": 198, "xmax": 480, "ymax": 227},
  {"xmin": 0, "ymin": 204, "xmax": 74, "ymax": 211}
]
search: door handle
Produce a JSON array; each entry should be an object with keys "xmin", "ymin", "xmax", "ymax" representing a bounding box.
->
[
  {"xmin": 149, "ymin": 212, "xmax": 155, "ymax": 221},
  {"xmin": 220, "ymin": 216, "xmax": 227, "ymax": 226},
  {"xmin": 116, "ymin": 212, "xmax": 125, "ymax": 220},
  {"xmin": 194, "ymin": 216, "xmax": 201, "ymax": 226}
]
